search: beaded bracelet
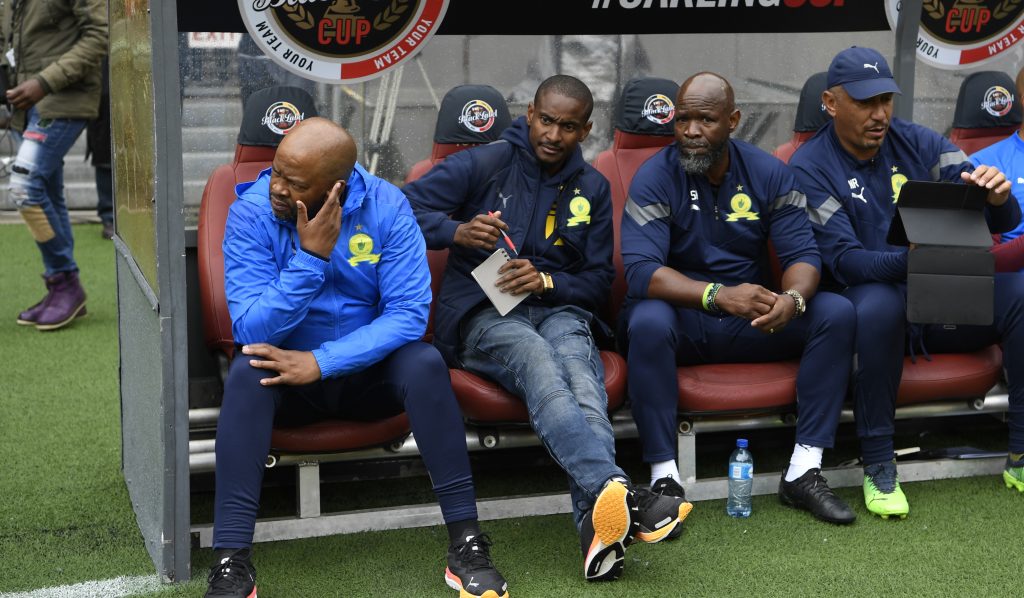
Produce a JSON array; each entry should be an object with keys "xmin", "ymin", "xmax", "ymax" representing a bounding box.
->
[{"xmin": 702, "ymin": 282, "xmax": 723, "ymax": 314}]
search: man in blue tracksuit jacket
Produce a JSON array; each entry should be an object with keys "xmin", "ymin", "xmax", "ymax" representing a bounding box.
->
[
  {"xmin": 790, "ymin": 47, "xmax": 1024, "ymax": 519},
  {"xmin": 621, "ymin": 72, "xmax": 857, "ymax": 525},
  {"xmin": 970, "ymin": 66, "xmax": 1024, "ymax": 272},
  {"xmin": 405, "ymin": 75, "xmax": 690, "ymax": 583},
  {"xmin": 206, "ymin": 118, "xmax": 507, "ymax": 598}
]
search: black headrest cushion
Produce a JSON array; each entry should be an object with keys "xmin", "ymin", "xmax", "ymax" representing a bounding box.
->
[
  {"xmin": 614, "ymin": 77, "xmax": 679, "ymax": 136},
  {"xmin": 237, "ymin": 86, "xmax": 319, "ymax": 147},
  {"xmin": 434, "ymin": 85, "xmax": 511, "ymax": 144},
  {"xmin": 794, "ymin": 72, "xmax": 830, "ymax": 133},
  {"xmin": 952, "ymin": 71, "xmax": 1022, "ymax": 129}
]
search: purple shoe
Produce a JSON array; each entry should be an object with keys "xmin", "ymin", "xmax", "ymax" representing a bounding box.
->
[
  {"xmin": 34, "ymin": 271, "xmax": 88, "ymax": 331},
  {"xmin": 17, "ymin": 274, "xmax": 60, "ymax": 325}
]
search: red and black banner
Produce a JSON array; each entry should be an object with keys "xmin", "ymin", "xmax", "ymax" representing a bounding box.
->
[{"xmin": 179, "ymin": 0, "xmax": 889, "ymax": 35}]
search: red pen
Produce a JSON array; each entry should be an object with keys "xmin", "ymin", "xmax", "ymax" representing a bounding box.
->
[{"xmin": 488, "ymin": 211, "xmax": 517, "ymax": 254}]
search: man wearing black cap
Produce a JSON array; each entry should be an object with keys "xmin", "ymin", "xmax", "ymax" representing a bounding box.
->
[{"xmin": 790, "ymin": 47, "xmax": 1024, "ymax": 518}]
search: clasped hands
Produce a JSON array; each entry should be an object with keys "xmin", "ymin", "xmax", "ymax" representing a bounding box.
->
[{"xmin": 715, "ymin": 283, "xmax": 797, "ymax": 334}]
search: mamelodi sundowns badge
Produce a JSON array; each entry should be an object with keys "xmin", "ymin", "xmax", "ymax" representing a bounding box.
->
[{"xmin": 238, "ymin": 0, "xmax": 450, "ymax": 83}]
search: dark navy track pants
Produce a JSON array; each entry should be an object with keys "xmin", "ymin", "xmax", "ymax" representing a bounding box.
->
[
  {"xmin": 847, "ymin": 274, "xmax": 1024, "ymax": 465},
  {"xmin": 623, "ymin": 292, "xmax": 855, "ymax": 464},
  {"xmin": 213, "ymin": 341, "xmax": 476, "ymax": 549}
]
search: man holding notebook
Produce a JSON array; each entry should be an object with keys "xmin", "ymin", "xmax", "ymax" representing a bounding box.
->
[
  {"xmin": 790, "ymin": 46, "xmax": 1024, "ymax": 518},
  {"xmin": 405, "ymin": 75, "xmax": 691, "ymax": 583}
]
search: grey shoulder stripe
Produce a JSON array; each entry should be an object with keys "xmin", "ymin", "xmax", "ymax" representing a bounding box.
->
[
  {"xmin": 773, "ymin": 190, "xmax": 807, "ymax": 211},
  {"xmin": 808, "ymin": 195, "xmax": 841, "ymax": 226},
  {"xmin": 625, "ymin": 196, "xmax": 671, "ymax": 226},
  {"xmin": 931, "ymin": 149, "xmax": 969, "ymax": 180}
]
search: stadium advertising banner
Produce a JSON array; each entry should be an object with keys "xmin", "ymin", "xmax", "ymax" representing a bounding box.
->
[
  {"xmin": 195, "ymin": 1, "xmax": 891, "ymax": 83},
  {"xmin": 886, "ymin": 0, "xmax": 1024, "ymax": 70}
]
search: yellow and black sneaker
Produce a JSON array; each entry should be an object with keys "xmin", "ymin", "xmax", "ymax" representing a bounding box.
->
[
  {"xmin": 205, "ymin": 548, "xmax": 256, "ymax": 598},
  {"xmin": 580, "ymin": 477, "xmax": 639, "ymax": 582},
  {"xmin": 635, "ymin": 477, "xmax": 694, "ymax": 543},
  {"xmin": 444, "ymin": 533, "xmax": 509, "ymax": 598}
]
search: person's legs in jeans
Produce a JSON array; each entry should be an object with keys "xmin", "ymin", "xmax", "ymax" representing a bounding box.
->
[
  {"xmin": 9, "ymin": 107, "xmax": 87, "ymax": 275},
  {"xmin": 8, "ymin": 108, "xmax": 88, "ymax": 327},
  {"xmin": 536, "ymin": 306, "xmax": 617, "ymax": 528},
  {"xmin": 459, "ymin": 305, "xmax": 626, "ymax": 525}
]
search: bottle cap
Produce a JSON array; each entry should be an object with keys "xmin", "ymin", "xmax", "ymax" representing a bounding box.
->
[{"xmin": 737, "ymin": 438, "xmax": 748, "ymax": 448}]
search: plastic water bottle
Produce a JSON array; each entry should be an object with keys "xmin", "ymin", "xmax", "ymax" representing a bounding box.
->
[{"xmin": 726, "ymin": 438, "xmax": 753, "ymax": 518}]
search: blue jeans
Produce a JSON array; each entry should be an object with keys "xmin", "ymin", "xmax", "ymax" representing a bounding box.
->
[
  {"xmin": 459, "ymin": 304, "xmax": 625, "ymax": 528},
  {"xmin": 8, "ymin": 107, "xmax": 87, "ymax": 275}
]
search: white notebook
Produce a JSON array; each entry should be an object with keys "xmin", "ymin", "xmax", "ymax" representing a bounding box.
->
[{"xmin": 470, "ymin": 248, "xmax": 529, "ymax": 316}]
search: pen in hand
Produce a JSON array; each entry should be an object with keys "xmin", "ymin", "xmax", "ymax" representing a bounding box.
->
[{"xmin": 488, "ymin": 210, "xmax": 517, "ymax": 254}]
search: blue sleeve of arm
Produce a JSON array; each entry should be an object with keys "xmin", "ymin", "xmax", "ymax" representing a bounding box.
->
[
  {"xmin": 795, "ymin": 163, "xmax": 907, "ymax": 286},
  {"xmin": 311, "ymin": 196, "xmax": 431, "ymax": 378},
  {"xmin": 766, "ymin": 166, "xmax": 821, "ymax": 272},
  {"xmin": 223, "ymin": 202, "xmax": 328, "ymax": 346},
  {"xmin": 942, "ymin": 136, "xmax": 1020, "ymax": 233},
  {"xmin": 987, "ymin": 194, "xmax": 1022, "ymax": 234},
  {"xmin": 403, "ymin": 152, "xmax": 477, "ymax": 249},
  {"xmin": 545, "ymin": 180, "xmax": 615, "ymax": 311},
  {"xmin": 621, "ymin": 173, "xmax": 673, "ymax": 298}
]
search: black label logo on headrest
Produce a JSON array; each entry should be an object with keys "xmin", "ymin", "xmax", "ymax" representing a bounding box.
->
[
  {"xmin": 641, "ymin": 94, "xmax": 674, "ymax": 125},
  {"xmin": 239, "ymin": 0, "xmax": 449, "ymax": 83},
  {"xmin": 886, "ymin": 0, "xmax": 1024, "ymax": 70},
  {"xmin": 982, "ymin": 85, "xmax": 1014, "ymax": 117},
  {"xmin": 262, "ymin": 101, "xmax": 306, "ymax": 135},
  {"xmin": 458, "ymin": 100, "xmax": 497, "ymax": 133}
]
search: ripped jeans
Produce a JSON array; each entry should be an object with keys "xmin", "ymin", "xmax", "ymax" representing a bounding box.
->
[{"xmin": 8, "ymin": 107, "xmax": 87, "ymax": 275}]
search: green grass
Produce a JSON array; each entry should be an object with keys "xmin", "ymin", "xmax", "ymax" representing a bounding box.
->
[{"xmin": 1, "ymin": 223, "xmax": 1023, "ymax": 597}]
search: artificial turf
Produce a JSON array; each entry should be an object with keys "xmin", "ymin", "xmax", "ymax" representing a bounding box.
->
[{"xmin": 1, "ymin": 223, "xmax": 1023, "ymax": 597}]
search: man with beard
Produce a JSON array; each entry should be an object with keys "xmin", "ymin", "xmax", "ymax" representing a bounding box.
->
[
  {"xmin": 405, "ymin": 75, "xmax": 691, "ymax": 582},
  {"xmin": 620, "ymin": 72, "xmax": 858, "ymax": 524},
  {"xmin": 790, "ymin": 47, "xmax": 1024, "ymax": 517},
  {"xmin": 207, "ymin": 117, "xmax": 508, "ymax": 598}
]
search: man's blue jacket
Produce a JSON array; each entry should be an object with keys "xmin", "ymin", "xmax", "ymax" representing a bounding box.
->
[
  {"xmin": 790, "ymin": 119, "xmax": 1021, "ymax": 287},
  {"xmin": 223, "ymin": 163, "xmax": 431, "ymax": 379},
  {"xmin": 404, "ymin": 116, "xmax": 615, "ymax": 364}
]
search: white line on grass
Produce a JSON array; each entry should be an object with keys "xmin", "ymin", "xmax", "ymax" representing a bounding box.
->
[{"xmin": 0, "ymin": 575, "xmax": 163, "ymax": 598}]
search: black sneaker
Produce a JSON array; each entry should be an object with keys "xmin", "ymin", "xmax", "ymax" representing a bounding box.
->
[
  {"xmin": 635, "ymin": 477, "xmax": 694, "ymax": 543},
  {"xmin": 579, "ymin": 477, "xmax": 638, "ymax": 582},
  {"xmin": 778, "ymin": 467, "xmax": 856, "ymax": 525},
  {"xmin": 205, "ymin": 548, "xmax": 257, "ymax": 598},
  {"xmin": 444, "ymin": 533, "xmax": 509, "ymax": 598}
]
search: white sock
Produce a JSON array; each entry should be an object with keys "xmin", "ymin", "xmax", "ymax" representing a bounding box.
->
[
  {"xmin": 784, "ymin": 444, "xmax": 824, "ymax": 482},
  {"xmin": 651, "ymin": 460, "xmax": 680, "ymax": 486}
]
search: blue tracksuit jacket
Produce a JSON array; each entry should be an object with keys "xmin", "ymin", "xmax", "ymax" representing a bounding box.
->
[
  {"xmin": 222, "ymin": 163, "xmax": 431, "ymax": 379},
  {"xmin": 971, "ymin": 132, "xmax": 1024, "ymax": 242},
  {"xmin": 404, "ymin": 116, "xmax": 615, "ymax": 364},
  {"xmin": 621, "ymin": 139, "xmax": 820, "ymax": 301},
  {"xmin": 790, "ymin": 119, "xmax": 1021, "ymax": 287}
]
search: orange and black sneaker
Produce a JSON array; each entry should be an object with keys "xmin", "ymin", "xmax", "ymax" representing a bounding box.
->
[
  {"xmin": 205, "ymin": 548, "xmax": 257, "ymax": 598},
  {"xmin": 444, "ymin": 533, "xmax": 509, "ymax": 598},
  {"xmin": 580, "ymin": 477, "xmax": 638, "ymax": 582},
  {"xmin": 635, "ymin": 476, "xmax": 693, "ymax": 543}
]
